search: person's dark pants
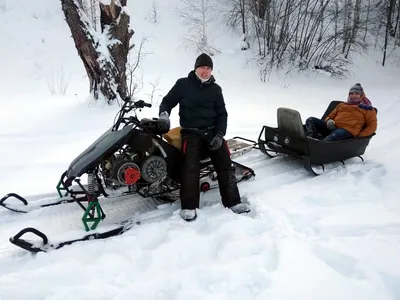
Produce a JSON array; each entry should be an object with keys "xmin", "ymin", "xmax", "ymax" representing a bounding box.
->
[
  {"xmin": 305, "ymin": 117, "xmax": 353, "ymax": 141},
  {"xmin": 180, "ymin": 131, "xmax": 241, "ymax": 210}
]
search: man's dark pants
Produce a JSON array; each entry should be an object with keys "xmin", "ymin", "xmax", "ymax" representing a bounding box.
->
[{"xmin": 179, "ymin": 131, "xmax": 240, "ymax": 210}]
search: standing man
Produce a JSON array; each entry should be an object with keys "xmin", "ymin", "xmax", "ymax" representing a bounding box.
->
[{"xmin": 157, "ymin": 53, "xmax": 250, "ymax": 221}]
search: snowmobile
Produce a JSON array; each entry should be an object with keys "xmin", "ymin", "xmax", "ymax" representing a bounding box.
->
[
  {"xmin": 3, "ymin": 98, "xmax": 255, "ymax": 252},
  {"xmin": 234, "ymin": 100, "xmax": 377, "ymax": 175}
]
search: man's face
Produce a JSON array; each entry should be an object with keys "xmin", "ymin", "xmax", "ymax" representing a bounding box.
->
[{"xmin": 196, "ymin": 66, "xmax": 212, "ymax": 80}]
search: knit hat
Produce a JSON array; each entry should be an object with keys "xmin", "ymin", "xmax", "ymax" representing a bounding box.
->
[
  {"xmin": 194, "ymin": 53, "xmax": 213, "ymax": 70},
  {"xmin": 349, "ymin": 83, "xmax": 364, "ymax": 95}
]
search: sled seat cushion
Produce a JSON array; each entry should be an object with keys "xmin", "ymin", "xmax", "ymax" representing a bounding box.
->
[{"xmin": 163, "ymin": 126, "xmax": 182, "ymax": 150}]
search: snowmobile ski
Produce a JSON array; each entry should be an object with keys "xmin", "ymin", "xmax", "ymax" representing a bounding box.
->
[
  {"xmin": 9, "ymin": 224, "xmax": 135, "ymax": 253},
  {"xmin": 9, "ymin": 201, "xmax": 180, "ymax": 253},
  {"xmin": 0, "ymin": 193, "xmax": 81, "ymax": 213}
]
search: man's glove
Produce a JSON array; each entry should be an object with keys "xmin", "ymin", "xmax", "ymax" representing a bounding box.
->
[
  {"xmin": 326, "ymin": 119, "xmax": 335, "ymax": 130},
  {"xmin": 209, "ymin": 133, "xmax": 224, "ymax": 151},
  {"xmin": 157, "ymin": 111, "xmax": 170, "ymax": 131}
]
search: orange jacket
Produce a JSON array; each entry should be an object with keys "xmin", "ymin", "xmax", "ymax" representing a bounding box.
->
[{"xmin": 325, "ymin": 103, "xmax": 377, "ymax": 137}]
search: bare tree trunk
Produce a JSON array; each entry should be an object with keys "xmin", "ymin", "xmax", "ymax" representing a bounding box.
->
[
  {"xmin": 264, "ymin": 0, "xmax": 272, "ymax": 51},
  {"xmin": 341, "ymin": 0, "xmax": 351, "ymax": 54},
  {"xmin": 374, "ymin": 17, "xmax": 383, "ymax": 48},
  {"xmin": 396, "ymin": 0, "xmax": 400, "ymax": 44},
  {"xmin": 299, "ymin": 0, "xmax": 311, "ymax": 58},
  {"xmin": 257, "ymin": 0, "xmax": 267, "ymax": 19},
  {"xmin": 293, "ymin": 0, "xmax": 303, "ymax": 53},
  {"xmin": 303, "ymin": 0, "xmax": 330, "ymax": 60},
  {"xmin": 383, "ymin": 0, "xmax": 396, "ymax": 65},
  {"xmin": 334, "ymin": 0, "xmax": 339, "ymax": 49},
  {"xmin": 363, "ymin": 0, "xmax": 371, "ymax": 42},
  {"xmin": 240, "ymin": 0, "xmax": 246, "ymax": 35},
  {"xmin": 393, "ymin": 0, "xmax": 400, "ymax": 38},
  {"xmin": 61, "ymin": 0, "xmax": 133, "ymax": 103},
  {"xmin": 345, "ymin": 0, "xmax": 360, "ymax": 58},
  {"xmin": 319, "ymin": 0, "xmax": 324, "ymax": 41},
  {"xmin": 389, "ymin": 0, "xmax": 396, "ymax": 36},
  {"xmin": 300, "ymin": 0, "xmax": 318, "ymax": 58},
  {"xmin": 222, "ymin": 0, "xmax": 248, "ymax": 38}
]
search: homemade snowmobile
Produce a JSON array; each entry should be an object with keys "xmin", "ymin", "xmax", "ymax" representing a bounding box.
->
[
  {"xmin": 234, "ymin": 100, "xmax": 377, "ymax": 175},
  {"xmin": 3, "ymin": 98, "xmax": 255, "ymax": 253}
]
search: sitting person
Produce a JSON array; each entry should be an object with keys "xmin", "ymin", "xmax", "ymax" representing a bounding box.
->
[{"xmin": 305, "ymin": 83, "xmax": 377, "ymax": 141}]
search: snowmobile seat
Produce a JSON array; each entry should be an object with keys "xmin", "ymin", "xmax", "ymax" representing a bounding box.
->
[
  {"xmin": 163, "ymin": 127, "xmax": 183, "ymax": 150},
  {"xmin": 162, "ymin": 127, "xmax": 211, "ymax": 165},
  {"xmin": 162, "ymin": 127, "xmax": 253, "ymax": 162}
]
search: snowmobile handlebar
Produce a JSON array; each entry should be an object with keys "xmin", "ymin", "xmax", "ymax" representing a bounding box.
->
[
  {"xmin": 135, "ymin": 99, "xmax": 152, "ymax": 108},
  {"xmin": 113, "ymin": 98, "xmax": 153, "ymax": 130},
  {"xmin": 123, "ymin": 97, "xmax": 152, "ymax": 109}
]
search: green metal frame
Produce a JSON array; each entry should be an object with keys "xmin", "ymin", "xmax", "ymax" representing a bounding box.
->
[
  {"xmin": 56, "ymin": 178, "xmax": 68, "ymax": 198},
  {"xmin": 81, "ymin": 201, "xmax": 103, "ymax": 231}
]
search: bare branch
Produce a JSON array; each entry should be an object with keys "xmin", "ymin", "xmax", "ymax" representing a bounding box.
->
[
  {"xmin": 177, "ymin": 0, "xmax": 220, "ymax": 55},
  {"xmin": 126, "ymin": 37, "xmax": 152, "ymax": 97}
]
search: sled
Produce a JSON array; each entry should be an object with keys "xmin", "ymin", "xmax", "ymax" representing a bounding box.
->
[{"xmin": 234, "ymin": 101, "xmax": 377, "ymax": 175}]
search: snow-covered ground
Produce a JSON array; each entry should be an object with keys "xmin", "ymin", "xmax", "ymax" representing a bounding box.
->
[{"xmin": 1, "ymin": 1, "xmax": 400, "ymax": 299}]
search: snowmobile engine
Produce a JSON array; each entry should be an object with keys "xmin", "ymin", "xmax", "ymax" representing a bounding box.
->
[{"xmin": 101, "ymin": 154, "xmax": 168, "ymax": 187}]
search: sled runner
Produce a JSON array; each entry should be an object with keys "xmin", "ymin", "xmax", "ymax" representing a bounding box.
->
[{"xmin": 234, "ymin": 101, "xmax": 377, "ymax": 175}]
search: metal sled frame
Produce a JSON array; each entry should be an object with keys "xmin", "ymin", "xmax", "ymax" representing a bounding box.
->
[{"xmin": 234, "ymin": 101, "xmax": 376, "ymax": 175}]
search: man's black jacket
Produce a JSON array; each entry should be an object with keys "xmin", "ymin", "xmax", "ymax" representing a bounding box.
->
[{"xmin": 159, "ymin": 70, "xmax": 228, "ymax": 136}]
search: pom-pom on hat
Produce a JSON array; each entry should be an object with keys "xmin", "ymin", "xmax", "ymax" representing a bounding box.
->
[{"xmin": 349, "ymin": 83, "xmax": 364, "ymax": 95}]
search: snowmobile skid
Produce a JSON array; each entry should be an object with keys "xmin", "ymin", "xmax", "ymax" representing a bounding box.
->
[
  {"xmin": 0, "ymin": 193, "xmax": 78, "ymax": 213},
  {"xmin": 9, "ymin": 219, "xmax": 139, "ymax": 253},
  {"xmin": 234, "ymin": 101, "xmax": 376, "ymax": 175},
  {"xmin": 4, "ymin": 99, "xmax": 256, "ymax": 253}
]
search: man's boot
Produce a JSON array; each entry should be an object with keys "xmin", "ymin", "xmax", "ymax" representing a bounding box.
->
[{"xmin": 180, "ymin": 209, "xmax": 197, "ymax": 221}]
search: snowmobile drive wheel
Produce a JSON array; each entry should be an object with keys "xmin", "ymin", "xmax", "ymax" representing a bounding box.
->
[
  {"xmin": 113, "ymin": 161, "xmax": 141, "ymax": 185},
  {"xmin": 141, "ymin": 156, "xmax": 167, "ymax": 183}
]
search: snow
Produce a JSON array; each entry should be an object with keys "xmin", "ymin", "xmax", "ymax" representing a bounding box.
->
[{"xmin": 1, "ymin": 0, "xmax": 400, "ymax": 299}]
